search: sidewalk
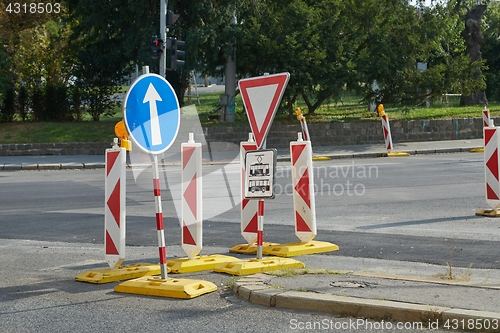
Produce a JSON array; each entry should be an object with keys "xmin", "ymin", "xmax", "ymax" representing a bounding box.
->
[
  {"xmin": 0, "ymin": 138, "xmax": 484, "ymax": 171},
  {"xmin": 232, "ymin": 254, "xmax": 500, "ymax": 331}
]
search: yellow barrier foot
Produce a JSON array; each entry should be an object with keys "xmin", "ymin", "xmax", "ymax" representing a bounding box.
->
[
  {"xmin": 471, "ymin": 147, "xmax": 484, "ymax": 153},
  {"xmin": 382, "ymin": 151, "xmax": 410, "ymax": 157},
  {"xmin": 229, "ymin": 242, "xmax": 278, "ymax": 255},
  {"xmin": 75, "ymin": 262, "xmax": 163, "ymax": 284},
  {"xmin": 476, "ymin": 209, "xmax": 500, "ymax": 217},
  {"xmin": 312, "ymin": 156, "xmax": 331, "ymax": 161},
  {"xmin": 262, "ymin": 240, "xmax": 339, "ymax": 257},
  {"xmin": 167, "ymin": 254, "xmax": 240, "ymax": 273},
  {"xmin": 114, "ymin": 276, "xmax": 217, "ymax": 299},
  {"xmin": 213, "ymin": 257, "xmax": 304, "ymax": 276}
]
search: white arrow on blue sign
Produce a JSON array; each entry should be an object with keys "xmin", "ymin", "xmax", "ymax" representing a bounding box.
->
[{"xmin": 123, "ymin": 73, "xmax": 180, "ymax": 155}]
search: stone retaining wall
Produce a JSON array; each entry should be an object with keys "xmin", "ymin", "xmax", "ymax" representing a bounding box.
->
[
  {"xmin": 203, "ymin": 117, "xmax": 489, "ymax": 148},
  {"xmin": 0, "ymin": 142, "xmax": 111, "ymax": 156},
  {"xmin": 0, "ymin": 117, "xmax": 491, "ymax": 156}
]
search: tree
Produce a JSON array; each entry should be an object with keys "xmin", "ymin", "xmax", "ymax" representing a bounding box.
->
[
  {"xmin": 0, "ymin": 0, "xmax": 67, "ymax": 109},
  {"xmin": 449, "ymin": 0, "xmax": 491, "ymax": 105},
  {"xmin": 483, "ymin": 2, "xmax": 500, "ymax": 102},
  {"xmin": 0, "ymin": 45, "xmax": 12, "ymax": 104},
  {"xmin": 235, "ymin": 0, "xmax": 434, "ymax": 114},
  {"xmin": 234, "ymin": 0, "xmax": 349, "ymax": 115},
  {"xmin": 167, "ymin": 0, "xmax": 242, "ymax": 105},
  {"xmin": 13, "ymin": 18, "xmax": 75, "ymax": 121},
  {"xmin": 460, "ymin": 4, "xmax": 488, "ymax": 105},
  {"xmin": 67, "ymin": 0, "xmax": 159, "ymax": 120},
  {"xmin": 0, "ymin": 86, "xmax": 15, "ymax": 122}
]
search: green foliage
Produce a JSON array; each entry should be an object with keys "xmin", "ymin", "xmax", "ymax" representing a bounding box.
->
[
  {"xmin": 483, "ymin": 3, "xmax": 500, "ymax": 101},
  {"xmin": 0, "ymin": 86, "xmax": 16, "ymax": 122},
  {"xmin": 78, "ymin": 84, "xmax": 120, "ymax": 122},
  {"xmin": 44, "ymin": 83, "xmax": 70, "ymax": 121},
  {"xmin": 31, "ymin": 88, "xmax": 44, "ymax": 121},
  {"xmin": 3, "ymin": 0, "xmax": 500, "ymax": 122},
  {"xmin": 0, "ymin": 45, "xmax": 13, "ymax": 104},
  {"xmin": 17, "ymin": 85, "xmax": 28, "ymax": 121}
]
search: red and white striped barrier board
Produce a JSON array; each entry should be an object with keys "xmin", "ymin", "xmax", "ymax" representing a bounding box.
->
[
  {"xmin": 181, "ymin": 134, "xmax": 202, "ymax": 259},
  {"xmin": 484, "ymin": 125, "xmax": 500, "ymax": 209},
  {"xmin": 290, "ymin": 133, "xmax": 317, "ymax": 242},
  {"xmin": 381, "ymin": 114, "xmax": 393, "ymax": 151},
  {"xmin": 105, "ymin": 145, "xmax": 126, "ymax": 268},
  {"xmin": 240, "ymin": 134, "xmax": 259, "ymax": 245},
  {"xmin": 483, "ymin": 108, "xmax": 491, "ymax": 127}
]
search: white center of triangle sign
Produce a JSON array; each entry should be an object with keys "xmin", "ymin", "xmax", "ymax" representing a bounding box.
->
[{"xmin": 238, "ymin": 72, "xmax": 290, "ymax": 149}]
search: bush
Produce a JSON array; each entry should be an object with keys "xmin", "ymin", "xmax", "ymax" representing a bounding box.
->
[
  {"xmin": 31, "ymin": 88, "xmax": 44, "ymax": 121},
  {"xmin": 0, "ymin": 86, "xmax": 16, "ymax": 122}
]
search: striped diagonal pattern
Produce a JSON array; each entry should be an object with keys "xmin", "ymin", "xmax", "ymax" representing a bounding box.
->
[
  {"xmin": 290, "ymin": 139, "xmax": 317, "ymax": 243},
  {"xmin": 104, "ymin": 147, "xmax": 126, "ymax": 268},
  {"xmin": 181, "ymin": 140, "xmax": 202, "ymax": 259}
]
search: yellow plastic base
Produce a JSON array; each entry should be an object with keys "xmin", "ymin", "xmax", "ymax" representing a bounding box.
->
[
  {"xmin": 312, "ymin": 156, "xmax": 331, "ymax": 161},
  {"xmin": 167, "ymin": 254, "xmax": 240, "ymax": 273},
  {"xmin": 229, "ymin": 242, "xmax": 277, "ymax": 255},
  {"xmin": 382, "ymin": 151, "xmax": 410, "ymax": 157},
  {"xmin": 471, "ymin": 147, "xmax": 484, "ymax": 153},
  {"xmin": 75, "ymin": 262, "xmax": 162, "ymax": 284},
  {"xmin": 114, "ymin": 276, "xmax": 217, "ymax": 299},
  {"xmin": 262, "ymin": 240, "xmax": 339, "ymax": 257},
  {"xmin": 476, "ymin": 209, "xmax": 500, "ymax": 217},
  {"xmin": 213, "ymin": 257, "xmax": 304, "ymax": 276}
]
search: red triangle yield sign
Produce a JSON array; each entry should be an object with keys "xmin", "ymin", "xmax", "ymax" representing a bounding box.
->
[
  {"xmin": 295, "ymin": 211, "xmax": 312, "ymax": 232},
  {"xmin": 243, "ymin": 213, "xmax": 258, "ymax": 233},
  {"xmin": 239, "ymin": 73, "xmax": 290, "ymax": 149},
  {"xmin": 107, "ymin": 179, "xmax": 121, "ymax": 227},
  {"xmin": 105, "ymin": 230, "xmax": 119, "ymax": 255},
  {"xmin": 182, "ymin": 221, "xmax": 197, "ymax": 245},
  {"xmin": 487, "ymin": 149, "xmax": 499, "ymax": 181}
]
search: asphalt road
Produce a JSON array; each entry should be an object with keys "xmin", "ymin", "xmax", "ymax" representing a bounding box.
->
[
  {"xmin": 0, "ymin": 152, "xmax": 496, "ymax": 333},
  {"xmin": 1, "ymin": 153, "xmax": 497, "ymax": 269}
]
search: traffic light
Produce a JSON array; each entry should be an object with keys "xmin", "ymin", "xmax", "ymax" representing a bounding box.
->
[
  {"xmin": 151, "ymin": 36, "xmax": 163, "ymax": 59},
  {"xmin": 166, "ymin": 10, "xmax": 180, "ymax": 26},
  {"xmin": 170, "ymin": 38, "xmax": 185, "ymax": 70}
]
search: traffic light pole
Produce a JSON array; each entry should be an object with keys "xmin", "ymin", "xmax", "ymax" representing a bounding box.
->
[{"xmin": 160, "ymin": 0, "xmax": 167, "ymax": 77}]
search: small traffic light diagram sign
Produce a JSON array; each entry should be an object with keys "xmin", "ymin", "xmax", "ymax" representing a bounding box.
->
[
  {"xmin": 123, "ymin": 73, "xmax": 180, "ymax": 155},
  {"xmin": 244, "ymin": 149, "xmax": 277, "ymax": 199}
]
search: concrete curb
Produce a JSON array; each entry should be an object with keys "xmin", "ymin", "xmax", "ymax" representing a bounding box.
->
[
  {"xmin": 1, "ymin": 146, "xmax": 484, "ymax": 171},
  {"xmin": 233, "ymin": 274, "xmax": 500, "ymax": 332},
  {"xmin": 276, "ymin": 146, "xmax": 483, "ymax": 162},
  {"xmin": 0, "ymin": 162, "xmax": 104, "ymax": 171}
]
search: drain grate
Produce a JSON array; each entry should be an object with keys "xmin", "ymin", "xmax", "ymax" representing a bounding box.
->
[{"xmin": 330, "ymin": 280, "xmax": 377, "ymax": 288}]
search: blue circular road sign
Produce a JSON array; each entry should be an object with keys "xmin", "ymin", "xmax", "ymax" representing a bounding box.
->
[{"xmin": 123, "ymin": 73, "xmax": 180, "ymax": 154}]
